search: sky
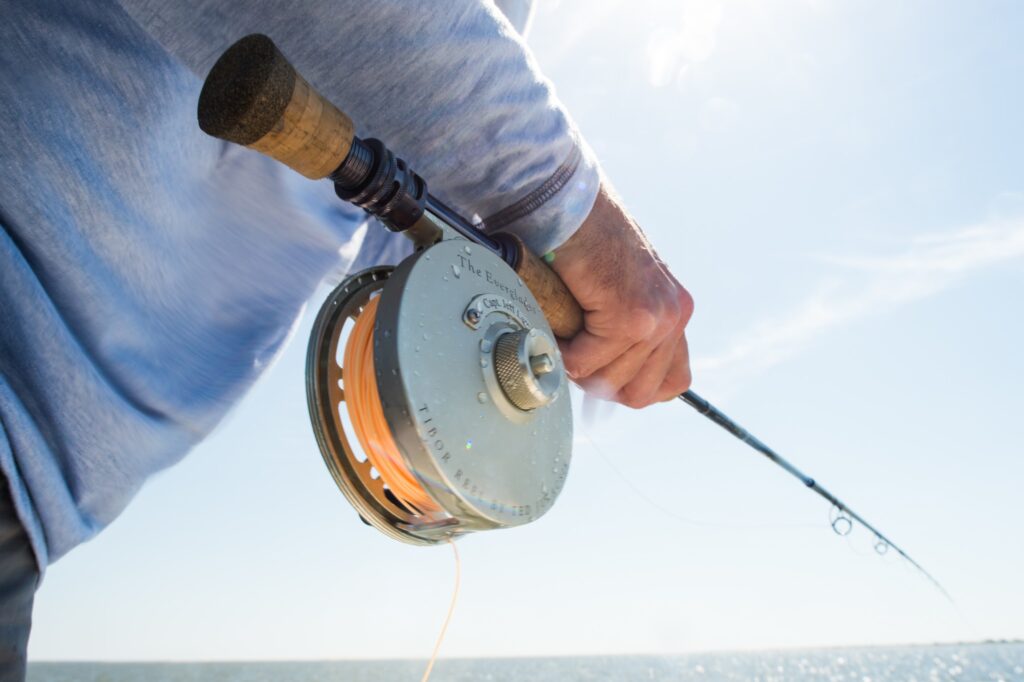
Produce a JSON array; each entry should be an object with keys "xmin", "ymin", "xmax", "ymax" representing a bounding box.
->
[{"xmin": 28, "ymin": 0, "xmax": 1024, "ymax": 662}]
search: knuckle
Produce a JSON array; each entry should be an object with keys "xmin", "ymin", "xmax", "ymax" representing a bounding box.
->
[
  {"xmin": 619, "ymin": 391, "xmax": 649, "ymax": 410},
  {"xmin": 622, "ymin": 308, "xmax": 658, "ymax": 341},
  {"xmin": 648, "ymin": 304, "xmax": 677, "ymax": 338},
  {"xmin": 647, "ymin": 287, "xmax": 693, "ymax": 337},
  {"xmin": 656, "ymin": 364, "xmax": 692, "ymax": 402},
  {"xmin": 673, "ymin": 366, "xmax": 693, "ymax": 394},
  {"xmin": 618, "ymin": 382, "xmax": 656, "ymax": 410},
  {"xmin": 677, "ymin": 288, "xmax": 695, "ymax": 324}
]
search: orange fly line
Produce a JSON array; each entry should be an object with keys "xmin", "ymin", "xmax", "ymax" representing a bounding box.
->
[{"xmin": 343, "ymin": 294, "xmax": 443, "ymax": 515}]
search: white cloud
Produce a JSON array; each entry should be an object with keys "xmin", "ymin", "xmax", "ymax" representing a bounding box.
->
[
  {"xmin": 694, "ymin": 216, "xmax": 1024, "ymax": 381},
  {"xmin": 646, "ymin": 0, "xmax": 724, "ymax": 87}
]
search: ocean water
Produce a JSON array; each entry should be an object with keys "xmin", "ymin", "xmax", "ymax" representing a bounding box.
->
[{"xmin": 27, "ymin": 643, "xmax": 1024, "ymax": 681}]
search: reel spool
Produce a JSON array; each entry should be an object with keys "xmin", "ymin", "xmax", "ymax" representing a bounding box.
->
[{"xmin": 307, "ymin": 239, "xmax": 573, "ymax": 545}]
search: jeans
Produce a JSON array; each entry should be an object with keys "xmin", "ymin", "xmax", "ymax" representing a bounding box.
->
[{"xmin": 0, "ymin": 475, "xmax": 36, "ymax": 682}]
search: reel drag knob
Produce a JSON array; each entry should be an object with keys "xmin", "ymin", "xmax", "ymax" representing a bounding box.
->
[{"xmin": 493, "ymin": 329, "xmax": 562, "ymax": 411}]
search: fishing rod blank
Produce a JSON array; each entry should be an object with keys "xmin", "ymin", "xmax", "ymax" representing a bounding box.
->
[{"xmin": 679, "ymin": 390, "xmax": 952, "ymax": 601}]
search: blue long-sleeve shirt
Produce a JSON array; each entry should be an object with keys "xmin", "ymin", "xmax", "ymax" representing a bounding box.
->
[{"xmin": 0, "ymin": 0, "xmax": 599, "ymax": 569}]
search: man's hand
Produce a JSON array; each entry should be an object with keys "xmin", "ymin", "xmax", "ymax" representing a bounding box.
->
[{"xmin": 549, "ymin": 185, "xmax": 693, "ymax": 408}]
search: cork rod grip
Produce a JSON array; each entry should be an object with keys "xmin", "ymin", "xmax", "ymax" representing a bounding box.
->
[
  {"xmin": 197, "ymin": 34, "xmax": 355, "ymax": 180},
  {"xmin": 506, "ymin": 235, "xmax": 584, "ymax": 339}
]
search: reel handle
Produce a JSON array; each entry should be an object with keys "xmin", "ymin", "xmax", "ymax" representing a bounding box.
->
[{"xmin": 198, "ymin": 34, "xmax": 585, "ymax": 339}]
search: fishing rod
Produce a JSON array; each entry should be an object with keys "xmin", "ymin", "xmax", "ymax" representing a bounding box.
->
[{"xmin": 197, "ymin": 34, "xmax": 947, "ymax": 597}]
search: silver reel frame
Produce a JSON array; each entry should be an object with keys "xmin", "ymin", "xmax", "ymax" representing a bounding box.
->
[{"xmin": 307, "ymin": 237, "xmax": 573, "ymax": 546}]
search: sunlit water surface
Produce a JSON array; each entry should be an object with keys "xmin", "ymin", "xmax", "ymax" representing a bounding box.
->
[{"xmin": 28, "ymin": 643, "xmax": 1024, "ymax": 681}]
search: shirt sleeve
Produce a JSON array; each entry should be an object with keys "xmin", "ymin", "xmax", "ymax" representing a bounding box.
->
[{"xmin": 118, "ymin": 0, "xmax": 601, "ymax": 255}]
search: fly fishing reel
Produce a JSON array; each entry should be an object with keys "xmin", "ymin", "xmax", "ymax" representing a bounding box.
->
[
  {"xmin": 305, "ymin": 239, "xmax": 572, "ymax": 544},
  {"xmin": 198, "ymin": 34, "xmax": 584, "ymax": 546}
]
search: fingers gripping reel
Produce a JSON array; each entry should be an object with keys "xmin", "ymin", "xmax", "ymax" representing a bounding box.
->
[{"xmin": 306, "ymin": 241, "xmax": 573, "ymax": 545}]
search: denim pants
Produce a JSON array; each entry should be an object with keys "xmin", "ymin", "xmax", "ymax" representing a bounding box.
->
[{"xmin": 0, "ymin": 477, "xmax": 36, "ymax": 682}]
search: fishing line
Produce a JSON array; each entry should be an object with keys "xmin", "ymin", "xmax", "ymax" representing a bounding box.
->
[
  {"xmin": 577, "ymin": 420, "xmax": 818, "ymax": 531},
  {"xmin": 420, "ymin": 539, "xmax": 461, "ymax": 682},
  {"xmin": 344, "ymin": 295, "xmax": 442, "ymax": 515},
  {"xmin": 342, "ymin": 296, "xmax": 462, "ymax": 681}
]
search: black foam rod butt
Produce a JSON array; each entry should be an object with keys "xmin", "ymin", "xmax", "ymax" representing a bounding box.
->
[{"xmin": 197, "ymin": 34, "xmax": 296, "ymax": 146}]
